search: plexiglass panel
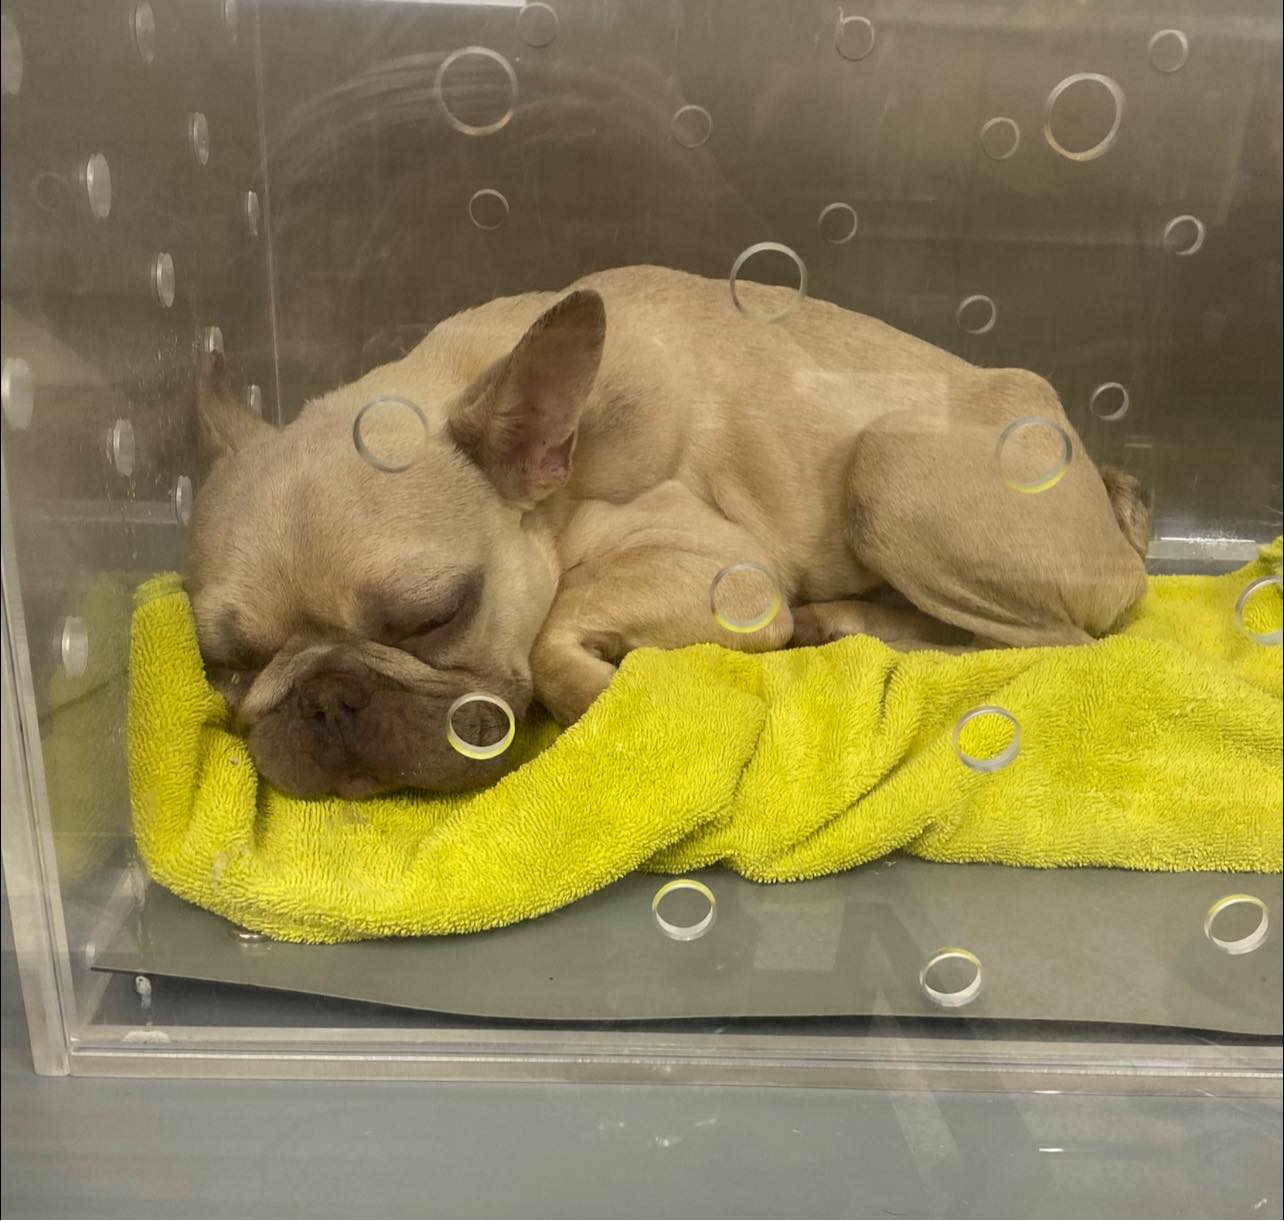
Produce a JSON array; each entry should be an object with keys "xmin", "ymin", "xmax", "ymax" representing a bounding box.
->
[{"xmin": 1, "ymin": 0, "xmax": 1280, "ymax": 1090}]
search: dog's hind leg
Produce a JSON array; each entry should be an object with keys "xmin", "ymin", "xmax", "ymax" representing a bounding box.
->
[
  {"xmin": 841, "ymin": 382, "xmax": 1148, "ymax": 650},
  {"xmin": 790, "ymin": 597, "xmax": 977, "ymax": 652}
]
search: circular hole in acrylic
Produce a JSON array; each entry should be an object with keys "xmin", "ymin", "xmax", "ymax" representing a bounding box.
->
[
  {"xmin": 130, "ymin": 1, "xmax": 156, "ymax": 64},
  {"xmin": 817, "ymin": 202, "xmax": 859, "ymax": 245},
  {"xmin": 242, "ymin": 190, "xmax": 261, "ymax": 238},
  {"xmin": 1089, "ymin": 381, "xmax": 1130, "ymax": 422},
  {"xmin": 978, "ymin": 116, "xmax": 1021, "ymax": 162},
  {"xmin": 951, "ymin": 705, "xmax": 1020, "ymax": 773},
  {"xmin": 670, "ymin": 103, "xmax": 713, "ymax": 149},
  {"xmin": 1147, "ymin": 28, "xmax": 1189, "ymax": 74},
  {"xmin": 652, "ymin": 879, "xmax": 717, "ymax": 942},
  {"xmin": 710, "ymin": 561, "xmax": 783, "ymax": 634},
  {"xmin": 201, "ymin": 325, "xmax": 224, "ymax": 357},
  {"xmin": 994, "ymin": 417, "xmax": 1073, "ymax": 494},
  {"xmin": 516, "ymin": 2, "xmax": 559, "ymax": 48},
  {"xmin": 352, "ymin": 396, "xmax": 428, "ymax": 473},
  {"xmin": 920, "ymin": 948, "xmax": 983, "ymax": 1008},
  {"xmin": 60, "ymin": 617, "xmax": 89, "ymax": 678},
  {"xmin": 956, "ymin": 294, "xmax": 997, "ymax": 335},
  {"xmin": 80, "ymin": 153, "xmax": 113, "ymax": 220},
  {"xmin": 222, "ymin": 0, "xmax": 239, "ymax": 41},
  {"xmin": 172, "ymin": 475, "xmax": 194, "ymax": 526},
  {"xmin": 1234, "ymin": 574, "xmax": 1283, "ymax": 646},
  {"xmin": 729, "ymin": 242, "xmax": 808, "ymax": 323},
  {"xmin": 108, "ymin": 418, "xmax": 136, "ymax": 477},
  {"xmin": 833, "ymin": 13, "xmax": 876, "ymax": 61},
  {"xmin": 1043, "ymin": 73, "xmax": 1126, "ymax": 162},
  {"xmin": 229, "ymin": 925, "xmax": 270, "ymax": 945},
  {"xmin": 2, "ymin": 13, "xmax": 23, "ymax": 96},
  {"xmin": 2, "ymin": 357, "xmax": 34, "ymax": 430},
  {"xmin": 1162, "ymin": 214, "xmax": 1206, "ymax": 258},
  {"xmin": 126, "ymin": 860, "xmax": 148, "ymax": 904},
  {"xmin": 467, "ymin": 188, "xmax": 510, "ymax": 231},
  {"xmin": 245, "ymin": 384, "xmax": 263, "ymax": 417},
  {"xmin": 150, "ymin": 252, "xmax": 175, "ymax": 308},
  {"xmin": 435, "ymin": 46, "xmax": 518, "ymax": 137},
  {"xmin": 446, "ymin": 692, "xmax": 516, "ymax": 761},
  {"xmin": 188, "ymin": 112, "xmax": 210, "ymax": 166},
  {"xmin": 30, "ymin": 170, "xmax": 70, "ymax": 216},
  {"xmin": 1204, "ymin": 895, "xmax": 1270, "ymax": 955}
]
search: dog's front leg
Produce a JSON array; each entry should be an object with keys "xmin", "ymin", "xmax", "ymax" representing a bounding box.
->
[
  {"xmin": 529, "ymin": 624, "xmax": 619, "ymax": 727},
  {"xmin": 531, "ymin": 543, "xmax": 795, "ymax": 725}
]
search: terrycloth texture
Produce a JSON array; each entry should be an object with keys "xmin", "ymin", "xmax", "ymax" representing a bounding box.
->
[{"xmin": 129, "ymin": 543, "xmax": 1283, "ymax": 943}]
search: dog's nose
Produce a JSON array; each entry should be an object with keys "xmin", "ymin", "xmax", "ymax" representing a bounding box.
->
[{"xmin": 296, "ymin": 671, "xmax": 371, "ymax": 727}]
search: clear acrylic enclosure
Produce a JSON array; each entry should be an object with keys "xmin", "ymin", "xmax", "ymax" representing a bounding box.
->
[{"xmin": 1, "ymin": 0, "xmax": 1281, "ymax": 1088}]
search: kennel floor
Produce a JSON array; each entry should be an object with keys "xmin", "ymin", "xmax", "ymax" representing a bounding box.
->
[{"xmin": 89, "ymin": 858, "xmax": 1282, "ymax": 1037}]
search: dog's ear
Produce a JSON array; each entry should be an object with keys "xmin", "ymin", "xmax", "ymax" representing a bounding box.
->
[
  {"xmin": 198, "ymin": 350, "xmax": 275, "ymax": 462},
  {"xmin": 448, "ymin": 290, "xmax": 605, "ymax": 506}
]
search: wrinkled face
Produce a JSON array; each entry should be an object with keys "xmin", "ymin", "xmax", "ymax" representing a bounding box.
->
[{"xmin": 186, "ymin": 290, "xmax": 604, "ymax": 797}]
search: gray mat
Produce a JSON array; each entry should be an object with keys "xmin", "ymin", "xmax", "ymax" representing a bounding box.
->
[{"xmin": 94, "ymin": 858, "xmax": 1282, "ymax": 1036}]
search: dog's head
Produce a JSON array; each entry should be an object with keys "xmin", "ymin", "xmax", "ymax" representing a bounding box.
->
[{"xmin": 185, "ymin": 290, "xmax": 605, "ymax": 798}]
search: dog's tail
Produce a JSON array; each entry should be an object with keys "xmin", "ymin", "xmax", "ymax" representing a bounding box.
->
[{"xmin": 1099, "ymin": 464, "xmax": 1152, "ymax": 560}]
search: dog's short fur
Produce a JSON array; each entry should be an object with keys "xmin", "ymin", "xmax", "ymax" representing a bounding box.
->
[{"xmin": 188, "ymin": 265, "xmax": 1149, "ymax": 797}]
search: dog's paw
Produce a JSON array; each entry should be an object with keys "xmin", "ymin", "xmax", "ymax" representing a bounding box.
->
[
  {"xmin": 790, "ymin": 605, "xmax": 856, "ymax": 648},
  {"xmin": 541, "ymin": 693, "xmax": 592, "ymax": 728},
  {"xmin": 536, "ymin": 678, "xmax": 605, "ymax": 728}
]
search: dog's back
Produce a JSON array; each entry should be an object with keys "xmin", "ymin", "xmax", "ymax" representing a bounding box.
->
[{"xmin": 392, "ymin": 265, "xmax": 1147, "ymax": 614}]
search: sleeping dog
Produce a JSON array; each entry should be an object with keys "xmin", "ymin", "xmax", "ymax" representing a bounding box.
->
[{"xmin": 187, "ymin": 265, "xmax": 1148, "ymax": 797}]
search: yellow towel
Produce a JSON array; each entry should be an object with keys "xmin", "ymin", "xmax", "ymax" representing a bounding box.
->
[
  {"xmin": 45, "ymin": 576, "xmax": 134, "ymax": 886},
  {"xmin": 129, "ymin": 542, "xmax": 1283, "ymax": 943}
]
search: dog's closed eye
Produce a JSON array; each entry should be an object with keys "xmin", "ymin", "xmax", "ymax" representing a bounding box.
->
[
  {"xmin": 395, "ymin": 614, "xmax": 455, "ymax": 644},
  {"xmin": 375, "ymin": 571, "xmax": 483, "ymax": 661},
  {"xmin": 198, "ymin": 611, "xmax": 270, "ymax": 703},
  {"xmin": 207, "ymin": 663, "xmax": 262, "ymax": 708},
  {"xmin": 383, "ymin": 612, "xmax": 462, "ymax": 665}
]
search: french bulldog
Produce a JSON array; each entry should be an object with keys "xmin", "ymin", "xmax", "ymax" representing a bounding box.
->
[{"xmin": 187, "ymin": 264, "xmax": 1149, "ymax": 797}]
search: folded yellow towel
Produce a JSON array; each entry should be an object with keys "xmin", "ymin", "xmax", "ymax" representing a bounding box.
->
[{"xmin": 128, "ymin": 542, "xmax": 1283, "ymax": 943}]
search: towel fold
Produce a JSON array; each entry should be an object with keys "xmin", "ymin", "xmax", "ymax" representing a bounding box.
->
[{"xmin": 129, "ymin": 542, "xmax": 1283, "ymax": 943}]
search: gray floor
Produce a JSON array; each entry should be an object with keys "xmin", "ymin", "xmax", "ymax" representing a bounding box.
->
[
  {"xmin": 93, "ymin": 864, "xmax": 1284, "ymax": 1034},
  {"xmin": 3, "ymin": 945, "xmax": 1282, "ymax": 1218}
]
